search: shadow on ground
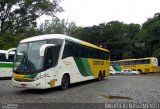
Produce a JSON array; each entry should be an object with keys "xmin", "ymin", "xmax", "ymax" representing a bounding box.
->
[{"xmin": 15, "ymin": 79, "xmax": 107, "ymax": 94}]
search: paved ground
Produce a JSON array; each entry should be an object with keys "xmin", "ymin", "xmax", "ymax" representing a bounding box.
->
[
  {"xmin": 0, "ymin": 74, "xmax": 160, "ymax": 103},
  {"xmin": 0, "ymin": 73, "xmax": 160, "ymax": 104}
]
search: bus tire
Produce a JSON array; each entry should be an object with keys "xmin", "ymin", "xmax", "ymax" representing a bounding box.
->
[
  {"xmin": 103, "ymin": 70, "xmax": 106, "ymax": 79},
  {"xmin": 98, "ymin": 71, "xmax": 103, "ymax": 81},
  {"xmin": 138, "ymin": 69, "xmax": 142, "ymax": 74},
  {"xmin": 61, "ymin": 74, "xmax": 70, "ymax": 90}
]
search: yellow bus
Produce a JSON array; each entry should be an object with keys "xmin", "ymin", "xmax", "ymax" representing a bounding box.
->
[
  {"xmin": 12, "ymin": 34, "xmax": 110, "ymax": 89},
  {"xmin": 111, "ymin": 57, "xmax": 158, "ymax": 74}
]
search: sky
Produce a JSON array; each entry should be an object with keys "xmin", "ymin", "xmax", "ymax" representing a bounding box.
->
[{"xmin": 37, "ymin": 0, "xmax": 160, "ymax": 27}]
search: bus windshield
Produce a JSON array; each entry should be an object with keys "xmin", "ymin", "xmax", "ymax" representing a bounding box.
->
[{"xmin": 13, "ymin": 41, "xmax": 47, "ymax": 74}]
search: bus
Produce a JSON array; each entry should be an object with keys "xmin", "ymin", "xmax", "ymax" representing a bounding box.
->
[
  {"xmin": 0, "ymin": 49, "xmax": 15, "ymax": 78},
  {"xmin": 12, "ymin": 34, "xmax": 110, "ymax": 89},
  {"xmin": 111, "ymin": 57, "xmax": 158, "ymax": 74}
]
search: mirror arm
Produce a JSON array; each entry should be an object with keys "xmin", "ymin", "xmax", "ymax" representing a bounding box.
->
[
  {"xmin": 6, "ymin": 48, "xmax": 16, "ymax": 59},
  {"xmin": 40, "ymin": 44, "xmax": 55, "ymax": 57}
]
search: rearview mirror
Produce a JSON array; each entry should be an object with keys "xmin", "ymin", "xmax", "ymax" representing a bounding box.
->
[
  {"xmin": 40, "ymin": 44, "xmax": 55, "ymax": 57},
  {"xmin": 6, "ymin": 48, "xmax": 16, "ymax": 59}
]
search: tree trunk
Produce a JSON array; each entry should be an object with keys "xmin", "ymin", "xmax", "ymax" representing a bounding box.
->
[{"xmin": 1, "ymin": 19, "xmax": 4, "ymax": 32}]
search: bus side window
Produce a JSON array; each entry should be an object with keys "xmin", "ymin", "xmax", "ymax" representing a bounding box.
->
[
  {"xmin": 62, "ymin": 41, "xmax": 73, "ymax": 59},
  {"xmin": 0, "ymin": 53, "xmax": 14, "ymax": 62},
  {"xmin": 45, "ymin": 46, "xmax": 60, "ymax": 69},
  {"xmin": 45, "ymin": 47, "xmax": 54, "ymax": 69},
  {"xmin": 0, "ymin": 53, "xmax": 6, "ymax": 62},
  {"xmin": 8, "ymin": 54, "xmax": 14, "ymax": 62},
  {"xmin": 145, "ymin": 59, "xmax": 150, "ymax": 64}
]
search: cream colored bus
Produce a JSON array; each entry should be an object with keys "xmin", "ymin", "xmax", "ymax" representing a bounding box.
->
[
  {"xmin": 12, "ymin": 34, "xmax": 110, "ymax": 89},
  {"xmin": 111, "ymin": 57, "xmax": 158, "ymax": 74}
]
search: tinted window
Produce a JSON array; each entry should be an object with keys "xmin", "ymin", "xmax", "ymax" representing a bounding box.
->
[
  {"xmin": 62, "ymin": 40, "xmax": 109, "ymax": 60},
  {"xmin": 0, "ymin": 53, "xmax": 6, "ymax": 61},
  {"xmin": 0, "ymin": 53, "xmax": 14, "ymax": 62}
]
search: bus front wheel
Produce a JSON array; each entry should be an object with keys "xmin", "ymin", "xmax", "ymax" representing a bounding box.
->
[
  {"xmin": 138, "ymin": 69, "xmax": 142, "ymax": 74},
  {"xmin": 61, "ymin": 74, "xmax": 70, "ymax": 90}
]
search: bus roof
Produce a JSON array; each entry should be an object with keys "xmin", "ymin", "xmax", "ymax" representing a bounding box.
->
[
  {"xmin": 111, "ymin": 57, "xmax": 157, "ymax": 62},
  {"xmin": 20, "ymin": 34, "xmax": 109, "ymax": 52},
  {"xmin": 0, "ymin": 50, "xmax": 15, "ymax": 54},
  {"xmin": 0, "ymin": 50, "xmax": 7, "ymax": 54}
]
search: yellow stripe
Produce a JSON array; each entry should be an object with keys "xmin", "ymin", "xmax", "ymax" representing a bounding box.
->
[
  {"xmin": 12, "ymin": 73, "xmax": 25, "ymax": 79},
  {"xmin": 80, "ymin": 41, "xmax": 109, "ymax": 52},
  {"xmin": 87, "ymin": 59, "xmax": 110, "ymax": 78},
  {"xmin": 12, "ymin": 73, "xmax": 33, "ymax": 80}
]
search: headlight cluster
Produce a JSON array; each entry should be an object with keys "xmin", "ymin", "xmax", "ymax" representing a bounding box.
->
[{"xmin": 34, "ymin": 74, "xmax": 48, "ymax": 81}]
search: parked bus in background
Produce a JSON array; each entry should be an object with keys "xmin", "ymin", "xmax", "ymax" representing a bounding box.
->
[
  {"xmin": 0, "ymin": 49, "xmax": 15, "ymax": 78},
  {"xmin": 12, "ymin": 34, "xmax": 110, "ymax": 89},
  {"xmin": 111, "ymin": 57, "xmax": 158, "ymax": 74}
]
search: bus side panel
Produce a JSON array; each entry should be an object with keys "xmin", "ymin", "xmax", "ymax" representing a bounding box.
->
[
  {"xmin": 43, "ymin": 57, "xmax": 96, "ymax": 88},
  {"xmin": 47, "ymin": 57, "xmax": 83, "ymax": 87},
  {"xmin": 87, "ymin": 59, "xmax": 110, "ymax": 78},
  {"xmin": 150, "ymin": 66, "xmax": 159, "ymax": 73},
  {"xmin": 73, "ymin": 57, "xmax": 110, "ymax": 79},
  {"xmin": 0, "ymin": 62, "xmax": 13, "ymax": 77},
  {"xmin": 54, "ymin": 57, "xmax": 110, "ymax": 87},
  {"xmin": 45, "ymin": 57, "xmax": 110, "ymax": 89},
  {"xmin": 122, "ymin": 64, "xmax": 151, "ymax": 73},
  {"xmin": 0, "ymin": 68, "xmax": 12, "ymax": 77},
  {"xmin": 112, "ymin": 66, "xmax": 123, "ymax": 72}
]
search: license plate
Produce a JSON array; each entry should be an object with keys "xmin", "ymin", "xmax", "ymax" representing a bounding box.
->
[{"xmin": 21, "ymin": 83, "xmax": 27, "ymax": 87}]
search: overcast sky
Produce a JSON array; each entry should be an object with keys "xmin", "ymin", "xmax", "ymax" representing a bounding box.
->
[{"xmin": 37, "ymin": 0, "xmax": 160, "ymax": 27}]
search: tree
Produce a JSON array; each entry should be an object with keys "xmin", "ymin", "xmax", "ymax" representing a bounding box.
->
[
  {"xmin": 153, "ymin": 50, "xmax": 160, "ymax": 58},
  {"xmin": 126, "ymin": 23, "xmax": 140, "ymax": 40},
  {"xmin": 135, "ymin": 13, "xmax": 160, "ymax": 57},
  {"xmin": 0, "ymin": 32, "xmax": 23, "ymax": 49},
  {"xmin": 123, "ymin": 51, "xmax": 134, "ymax": 59},
  {"xmin": 40, "ymin": 17, "xmax": 77, "ymax": 35},
  {"xmin": 142, "ymin": 13, "xmax": 160, "ymax": 46},
  {"xmin": 43, "ymin": 18, "xmax": 67, "ymax": 34},
  {"xmin": 0, "ymin": 0, "xmax": 63, "ymax": 33}
]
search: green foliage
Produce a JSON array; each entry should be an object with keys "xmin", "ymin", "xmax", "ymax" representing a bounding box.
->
[
  {"xmin": 68, "ymin": 21, "xmax": 140, "ymax": 60},
  {"xmin": 0, "ymin": 0, "xmax": 63, "ymax": 50},
  {"xmin": 153, "ymin": 50, "xmax": 160, "ymax": 58},
  {"xmin": 135, "ymin": 30, "xmax": 151, "ymax": 42},
  {"xmin": 0, "ymin": 33, "xmax": 23, "ymax": 50},
  {"xmin": 39, "ymin": 18, "xmax": 77, "ymax": 35},
  {"xmin": 68, "ymin": 13, "xmax": 159, "ymax": 60},
  {"xmin": 123, "ymin": 51, "xmax": 134, "ymax": 59},
  {"xmin": 0, "ymin": 0, "xmax": 63, "ymax": 33},
  {"xmin": 142, "ymin": 13, "xmax": 160, "ymax": 43},
  {"xmin": 135, "ymin": 13, "xmax": 160, "ymax": 58},
  {"xmin": 0, "ymin": 8, "xmax": 160, "ymax": 62}
]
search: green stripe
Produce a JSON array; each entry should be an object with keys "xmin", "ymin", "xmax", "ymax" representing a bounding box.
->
[
  {"xmin": 117, "ymin": 66, "xmax": 122, "ymax": 71},
  {"xmin": 24, "ymin": 73, "xmax": 39, "ymax": 79},
  {"xmin": 74, "ymin": 57, "xmax": 93, "ymax": 77},
  {"xmin": 81, "ymin": 58, "xmax": 93, "ymax": 76},
  {"xmin": 112, "ymin": 66, "xmax": 122, "ymax": 71},
  {"xmin": 74, "ymin": 57, "xmax": 88, "ymax": 76},
  {"xmin": 0, "ymin": 62, "xmax": 13, "ymax": 68}
]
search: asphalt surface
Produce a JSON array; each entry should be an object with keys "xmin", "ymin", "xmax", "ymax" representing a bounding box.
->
[{"xmin": 0, "ymin": 74, "xmax": 160, "ymax": 108}]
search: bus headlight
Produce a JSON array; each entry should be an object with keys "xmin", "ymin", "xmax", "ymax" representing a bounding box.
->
[{"xmin": 34, "ymin": 74, "xmax": 48, "ymax": 81}]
